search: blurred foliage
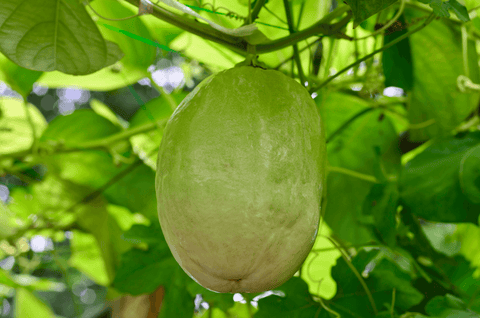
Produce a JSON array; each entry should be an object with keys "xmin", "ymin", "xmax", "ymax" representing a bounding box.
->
[{"xmin": 1, "ymin": 0, "xmax": 480, "ymax": 317}]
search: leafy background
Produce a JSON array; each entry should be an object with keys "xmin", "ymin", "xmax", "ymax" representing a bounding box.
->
[{"xmin": 1, "ymin": 0, "xmax": 480, "ymax": 317}]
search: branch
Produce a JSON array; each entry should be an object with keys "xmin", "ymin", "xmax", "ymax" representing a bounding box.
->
[
  {"xmin": 124, "ymin": 0, "xmax": 248, "ymax": 55},
  {"xmin": 250, "ymin": 0, "xmax": 267, "ymax": 22},
  {"xmin": 256, "ymin": 7, "xmax": 352, "ymax": 53},
  {"xmin": 283, "ymin": 0, "xmax": 306, "ymax": 84},
  {"xmin": 326, "ymin": 107, "xmax": 376, "ymax": 143},
  {"xmin": 0, "ymin": 118, "xmax": 168, "ymax": 160},
  {"xmin": 123, "ymin": 0, "xmax": 351, "ymax": 56}
]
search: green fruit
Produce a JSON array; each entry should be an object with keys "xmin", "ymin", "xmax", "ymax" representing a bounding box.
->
[{"xmin": 155, "ymin": 66, "xmax": 326, "ymax": 293}]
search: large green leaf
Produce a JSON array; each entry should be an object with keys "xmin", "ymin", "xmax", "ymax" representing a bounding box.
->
[
  {"xmin": 407, "ymin": 9, "xmax": 480, "ymax": 140},
  {"xmin": 344, "ymin": 0, "xmax": 399, "ymax": 27},
  {"xmin": 157, "ymin": 264, "xmax": 195, "ymax": 318},
  {"xmin": 15, "ymin": 288, "xmax": 55, "ymax": 318},
  {"xmin": 69, "ymin": 230, "xmax": 111, "ymax": 286},
  {"xmin": 382, "ymin": 14, "xmax": 413, "ymax": 91},
  {"xmin": 331, "ymin": 250, "xmax": 423, "ymax": 317},
  {"xmin": 113, "ymin": 222, "xmax": 195, "ymax": 317},
  {"xmin": 417, "ymin": 0, "xmax": 470, "ymax": 21},
  {"xmin": 39, "ymin": 109, "xmax": 158, "ymax": 220},
  {"xmin": 0, "ymin": 98, "xmax": 47, "ymax": 156},
  {"xmin": 361, "ymin": 182, "xmax": 399, "ymax": 247},
  {"xmin": 425, "ymin": 294, "xmax": 480, "ymax": 317},
  {"xmin": 112, "ymin": 246, "xmax": 174, "ymax": 295},
  {"xmin": 316, "ymin": 92, "xmax": 400, "ymax": 244},
  {"xmin": 0, "ymin": 0, "xmax": 123, "ymax": 75},
  {"xmin": 399, "ymin": 132, "xmax": 480, "ymax": 223},
  {"xmin": 437, "ymin": 255, "xmax": 480, "ymax": 312},
  {"xmin": 38, "ymin": 0, "xmax": 158, "ymax": 90},
  {"xmin": 459, "ymin": 144, "xmax": 480, "ymax": 204},
  {"xmin": 452, "ymin": 222, "xmax": 480, "ymax": 278}
]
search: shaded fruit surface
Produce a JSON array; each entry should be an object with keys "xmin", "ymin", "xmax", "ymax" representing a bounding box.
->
[{"xmin": 155, "ymin": 66, "xmax": 326, "ymax": 293}]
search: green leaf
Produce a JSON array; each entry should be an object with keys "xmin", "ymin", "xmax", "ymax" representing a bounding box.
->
[
  {"xmin": 452, "ymin": 222, "xmax": 480, "ymax": 280},
  {"xmin": 39, "ymin": 109, "xmax": 158, "ymax": 220},
  {"xmin": 361, "ymin": 182, "xmax": 399, "ymax": 247},
  {"xmin": 0, "ymin": 53, "xmax": 42, "ymax": 97},
  {"xmin": 7, "ymin": 174, "xmax": 128, "ymax": 287},
  {"xmin": 90, "ymin": 99, "xmax": 123, "ymax": 127},
  {"xmin": 459, "ymin": 144, "xmax": 480, "ymax": 204},
  {"xmin": 129, "ymin": 92, "xmax": 186, "ymax": 168},
  {"xmin": 40, "ymin": 109, "xmax": 121, "ymax": 144},
  {"xmin": 438, "ymin": 255, "xmax": 480, "ymax": 312},
  {"xmin": 0, "ymin": 98, "xmax": 47, "ymax": 156},
  {"xmin": 113, "ymin": 237, "xmax": 194, "ymax": 317},
  {"xmin": 121, "ymin": 222, "xmax": 164, "ymax": 245},
  {"xmin": 422, "ymin": 222, "xmax": 460, "ymax": 257},
  {"xmin": 0, "ymin": 0, "xmax": 123, "ymax": 75},
  {"xmin": 75, "ymin": 196, "xmax": 132, "ymax": 285},
  {"xmin": 446, "ymin": 0, "xmax": 470, "ymax": 21},
  {"xmin": 0, "ymin": 269, "xmax": 18, "ymax": 288},
  {"xmin": 158, "ymin": 264, "xmax": 195, "ymax": 318},
  {"xmin": 254, "ymin": 277, "xmax": 324, "ymax": 318},
  {"xmin": 317, "ymin": 92, "xmax": 401, "ymax": 244},
  {"xmin": 425, "ymin": 294, "xmax": 480, "ymax": 317},
  {"xmin": 429, "ymin": 0, "xmax": 450, "ymax": 17},
  {"xmin": 7, "ymin": 175, "xmax": 81, "ymax": 226},
  {"xmin": 112, "ymin": 245, "xmax": 173, "ymax": 295},
  {"xmin": 406, "ymin": 9, "xmax": 480, "ymax": 140},
  {"xmin": 0, "ymin": 202, "xmax": 18, "ymax": 239},
  {"xmin": 382, "ymin": 14, "xmax": 413, "ymax": 91},
  {"xmin": 418, "ymin": 0, "xmax": 470, "ymax": 21},
  {"xmin": 38, "ymin": 0, "xmax": 160, "ymax": 90},
  {"xmin": 69, "ymin": 230, "xmax": 111, "ymax": 286},
  {"xmin": 331, "ymin": 250, "xmax": 423, "ymax": 317},
  {"xmin": 343, "ymin": 0, "xmax": 399, "ymax": 27},
  {"xmin": 15, "ymin": 288, "xmax": 55, "ymax": 318},
  {"xmin": 399, "ymin": 132, "xmax": 480, "ymax": 223}
]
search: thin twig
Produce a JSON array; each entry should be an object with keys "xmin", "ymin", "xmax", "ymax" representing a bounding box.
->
[
  {"xmin": 355, "ymin": 0, "xmax": 406, "ymax": 41},
  {"xmin": 323, "ymin": 236, "xmax": 378, "ymax": 315},
  {"xmin": 326, "ymin": 107, "xmax": 376, "ymax": 143},
  {"xmin": 309, "ymin": 13, "xmax": 436, "ymax": 93},
  {"xmin": 283, "ymin": 0, "xmax": 306, "ymax": 85}
]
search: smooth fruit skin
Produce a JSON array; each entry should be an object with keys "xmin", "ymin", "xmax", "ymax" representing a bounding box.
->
[{"xmin": 155, "ymin": 66, "xmax": 326, "ymax": 293}]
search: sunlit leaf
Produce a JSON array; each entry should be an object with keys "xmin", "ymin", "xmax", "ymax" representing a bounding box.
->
[
  {"xmin": 15, "ymin": 288, "xmax": 55, "ymax": 318},
  {"xmin": 0, "ymin": 98, "xmax": 47, "ymax": 156},
  {"xmin": 0, "ymin": 53, "xmax": 42, "ymax": 97},
  {"xmin": 38, "ymin": 0, "xmax": 162, "ymax": 90},
  {"xmin": 399, "ymin": 132, "xmax": 480, "ymax": 223}
]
